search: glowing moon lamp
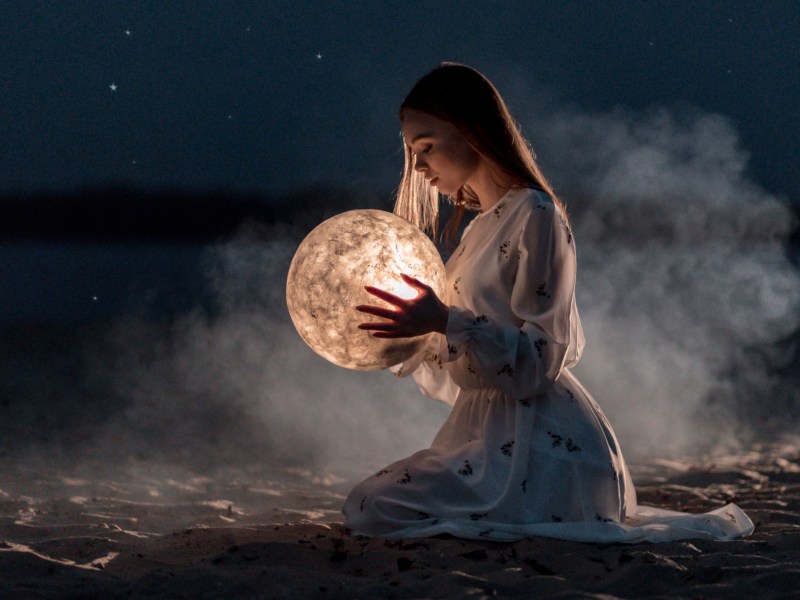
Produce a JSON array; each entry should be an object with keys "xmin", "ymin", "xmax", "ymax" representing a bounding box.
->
[{"xmin": 286, "ymin": 209, "xmax": 446, "ymax": 371}]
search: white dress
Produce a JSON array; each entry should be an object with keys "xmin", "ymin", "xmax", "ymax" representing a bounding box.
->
[{"xmin": 342, "ymin": 188, "xmax": 753, "ymax": 543}]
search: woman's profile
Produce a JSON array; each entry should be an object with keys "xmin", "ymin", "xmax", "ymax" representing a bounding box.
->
[{"xmin": 343, "ymin": 63, "xmax": 753, "ymax": 542}]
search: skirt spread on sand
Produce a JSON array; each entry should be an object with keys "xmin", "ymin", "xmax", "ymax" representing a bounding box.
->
[{"xmin": 342, "ymin": 370, "xmax": 753, "ymax": 543}]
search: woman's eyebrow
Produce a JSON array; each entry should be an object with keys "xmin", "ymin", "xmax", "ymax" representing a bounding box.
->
[{"xmin": 409, "ymin": 132, "xmax": 433, "ymax": 143}]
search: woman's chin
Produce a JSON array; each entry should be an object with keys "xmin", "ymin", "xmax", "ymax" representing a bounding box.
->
[{"xmin": 435, "ymin": 184, "xmax": 451, "ymax": 196}]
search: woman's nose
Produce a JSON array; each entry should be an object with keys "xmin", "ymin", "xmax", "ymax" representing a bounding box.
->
[{"xmin": 414, "ymin": 156, "xmax": 428, "ymax": 172}]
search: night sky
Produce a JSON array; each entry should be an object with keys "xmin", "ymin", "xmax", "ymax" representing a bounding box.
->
[
  {"xmin": 1, "ymin": 1, "xmax": 799, "ymax": 481},
  {"xmin": 2, "ymin": 0, "xmax": 798, "ymax": 204}
]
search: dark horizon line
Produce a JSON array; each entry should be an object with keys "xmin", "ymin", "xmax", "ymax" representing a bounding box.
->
[
  {"xmin": 0, "ymin": 185, "xmax": 392, "ymax": 242},
  {"xmin": 1, "ymin": 184, "xmax": 798, "ymax": 250}
]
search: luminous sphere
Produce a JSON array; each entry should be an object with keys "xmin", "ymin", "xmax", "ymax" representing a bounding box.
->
[{"xmin": 286, "ymin": 209, "xmax": 446, "ymax": 371}]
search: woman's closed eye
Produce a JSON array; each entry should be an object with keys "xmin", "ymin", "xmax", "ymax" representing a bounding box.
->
[{"xmin": 412, "ymin": 144, "xmax": 432, "ymax": 156}]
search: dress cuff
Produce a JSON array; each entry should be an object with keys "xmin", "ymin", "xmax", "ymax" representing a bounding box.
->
[
  {"xmin": 390, "ymin": 326, "xmax": 446, "ymax": 377},
  {"xmin": 392, "ymin": 305, "xmax": 479, "ymax": 376},
  {"xmin": 442, "ymin": 305, "xmax": 481, "ymax": 361}
]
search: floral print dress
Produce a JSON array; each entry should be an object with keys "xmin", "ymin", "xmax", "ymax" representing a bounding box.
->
[{"xmin": 343, "ymin": 188, "xmax": 753, "ymax": 542}]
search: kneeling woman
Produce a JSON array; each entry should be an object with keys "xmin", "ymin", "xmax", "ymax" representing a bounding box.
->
[{"xmin": 344, "ymin": 63, "xmax": 752, "ymax": 543}]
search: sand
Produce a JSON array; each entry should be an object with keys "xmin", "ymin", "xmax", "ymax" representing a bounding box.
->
[{"xmin": 1, "ymin": 441, "xmax": 799, "ymax": 599}]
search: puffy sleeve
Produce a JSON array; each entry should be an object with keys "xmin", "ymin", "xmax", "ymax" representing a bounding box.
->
[{"xmin": 439, "ymin": 201, "xmax": 583, "ymax": 400}]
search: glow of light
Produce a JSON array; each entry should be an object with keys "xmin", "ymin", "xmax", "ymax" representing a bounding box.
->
[
  {"xmin": 384, "ymin": 278, "xmax": 418, "ymax": 300},
  {"xmin": 286, "ymin": 210, "xmax": 445, "ymax": 371}
]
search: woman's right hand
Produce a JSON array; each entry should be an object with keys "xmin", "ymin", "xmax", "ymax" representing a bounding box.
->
[{"xmin": 356, "ymin": 274, "xmax": 448, "ymax": 338}]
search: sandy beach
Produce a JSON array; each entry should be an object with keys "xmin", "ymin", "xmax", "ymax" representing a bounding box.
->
[{"xmin": 0, "ymin": 440, "xmax": 797, "ymax": 599}]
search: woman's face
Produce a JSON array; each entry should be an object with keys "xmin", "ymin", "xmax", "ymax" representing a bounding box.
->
[{"xmin": 402, "ymin": 109, "xmax": 481, "ymax": 196}]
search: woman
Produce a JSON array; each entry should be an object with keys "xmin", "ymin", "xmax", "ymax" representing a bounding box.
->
[{"xmin": 343, "ymin": 63, "xmax": 752, "ymax": 542}]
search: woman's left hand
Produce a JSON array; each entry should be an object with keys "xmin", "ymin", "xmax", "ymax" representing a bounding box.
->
[{"xmin": 356, "ymin": 274, "xmax": 449, "ymax": 338}]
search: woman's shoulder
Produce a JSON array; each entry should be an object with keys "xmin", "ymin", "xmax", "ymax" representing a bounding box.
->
[
  {"xmin": 512, "ymin": 188, "xmax": 572, "ymax": 243},
  {"xmin": 506, "ymin": 187, "xmax": 558, "ymax": 219}
]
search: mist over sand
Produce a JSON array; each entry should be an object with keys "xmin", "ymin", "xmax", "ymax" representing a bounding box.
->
[
  {"xmin": 0, "ymin": 96, "xmax": 798, "ymax": 491},
  {"xmin": 531, "ymin": 102, "xmax": 800, "ymax": 458}
]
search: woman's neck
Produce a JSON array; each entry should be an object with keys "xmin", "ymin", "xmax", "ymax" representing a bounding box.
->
[{"xmin": 468, "ymin": 163, "xmax": 511, "ymax": 213}]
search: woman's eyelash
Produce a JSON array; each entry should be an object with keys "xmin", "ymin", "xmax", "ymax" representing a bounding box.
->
[{"xmin": 410, "ymin": 144, "xmax": 432, "ymax": 157}]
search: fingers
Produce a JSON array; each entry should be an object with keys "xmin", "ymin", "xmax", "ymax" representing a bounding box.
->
[
  {"xmin": 400, "ymin": 273, "xmax": 430, "ymax": 291},
  {"xmin": 356, "ymin": 303, "xmax": 405, "ymax": 332},
  {"xmin": 354, "ymin": 277, "xmax": 435, "ymax": 339},
  {"xmin": 355, "ymin": 304, "xmax": 397, "ymax": 320},
  {"xmin": 358, "ymin": 321, "xmax": 410, "ymax": 338},
  {"xmin": 364, "ymin": 286, "xmax": 404, "ymax": 306}
]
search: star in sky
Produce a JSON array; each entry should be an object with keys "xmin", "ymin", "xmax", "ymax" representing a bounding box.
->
[
  {"xmin": 315, "ymin": 52, "xmax": 323, "ymax": 60},
  {"xmin": 109, "ymin": 83, "xmax": 117, "ymax": 92},
  {"xmin": 125, "ymin": 29, "xmax": 131, "ymax": 36}
]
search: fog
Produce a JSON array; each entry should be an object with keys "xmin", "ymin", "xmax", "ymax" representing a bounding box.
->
[
  {"xmin": 531, "ymin": 102, "xmax": 799, "ymax": 457},
  {"xmin": 1, "ymin": 96, "xmax": 797, "ymax": 490}
]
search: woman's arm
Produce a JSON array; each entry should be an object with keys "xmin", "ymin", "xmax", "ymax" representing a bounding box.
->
[
  {"xmin": 443, "ymin": 201, "xmax": 579, "ymax": 399},
  {"xmin": 356, "ymin": 199, "xmax": 580, "ymax": 400}
]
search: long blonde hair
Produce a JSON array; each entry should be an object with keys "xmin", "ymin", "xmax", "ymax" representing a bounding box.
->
[{"xmin": 394, "ymin": 63, "xmax": 565, "ymax": 246}]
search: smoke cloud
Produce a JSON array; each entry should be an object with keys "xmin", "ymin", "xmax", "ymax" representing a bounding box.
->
[
  {"xmin": 1, "ymin": 91, "xmax": 797, "ymax": 488},
  {"xmin": 526, "ymin": 102, "xmax": 800, "ymax": 458},
  {"xmin": 91, "ymin": 100, "xmax": 798, "ymax": 475},
  {"xmin": 73, "ymin": 220, "xmax": 451, "ymax": 481}
]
